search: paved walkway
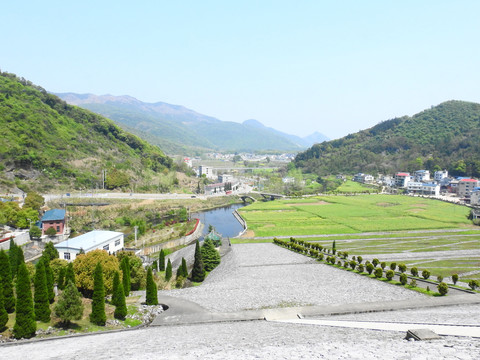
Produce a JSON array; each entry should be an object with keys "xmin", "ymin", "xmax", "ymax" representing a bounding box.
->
[
  {"xmin": 152, "ymin": 292, "xmax": 480, "ymax": 329},
  {"xmin": 274, "ymin": 318, "xmax": 480, "ymax": 338}
]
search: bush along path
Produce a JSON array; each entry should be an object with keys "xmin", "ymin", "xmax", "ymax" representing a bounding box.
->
[{"xmin": 273, "ymin": 237, "xmax": 478, "ymax": 297}]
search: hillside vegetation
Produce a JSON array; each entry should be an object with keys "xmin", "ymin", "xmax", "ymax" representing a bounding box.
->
[
  {"xmin": 0, "ymin": 72, "xmax": 173, "ymax": 192},
  {"xmin": 294, "ymin": 101, "xmax": 480, "ymax": 177}
]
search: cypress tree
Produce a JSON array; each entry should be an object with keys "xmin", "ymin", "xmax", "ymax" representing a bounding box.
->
[
  {"xmin": 181, "ymin": 257, "xmax": 188, "ymax": 278},
  {"xmin": 332, "ymin": 240, "xmax": 336, "ymax": 255},
  {"xmin": 120, "ymin": 257, "xmax": 130, "ymax": 297},
  {"xmin": 13, "ymin": 263, "xmax": 36, "ymax": 339},
  {"xmin": 113, "ymin": 280, "xmax": 127, "ymax": 320},
  {"xmin": 57, "ymin": 266, "xmax": 66, "ymax": 290},
  {"xmin": 0, "ymin": 282, "xmax": 8, "ymax": 332},
  {"xmin": 65, "ymin": 262, "xmax": 76, "ymax": 287},
  {"xmin": 34, "ymin": 259, "xmax": 51, "ymax": 322},
  {"xmin": 43, "ymin": 257, "xmax": 55, "ymax": 303},
  {"xmin": 191, "ymin": 240, "xmax": 205, "ymax": 282},
  {"xmin": 165, "ymin": 259, "xmax": 172, "ymax": 281},
  {"xmin": 176, "ymin": 264, "xmax": 182, "ymax": 279},
  {"xmin": 111, "ymin": 271, "xmax": 120, "ymax": 306},
  {"xmin": 0, "ymin": 249, "xmax": 15, "ymax": 313},
  {"xmin": 54, "ymin": 280, "xmax": 84, "ymax": 326},
  {"xmin": 158, "ymin": 249, "xmax": 165, "ymax": 271},
  {"xmin": 89, "ymin": 262, "xmax": 106, "ymax": 326},
  {"xmin": 42, "ymin": 241, "xmax": 59, "ymax": 261},
  {"xmin": 145, "ymin": 267, "xmax": 158, "ymax": 305},
  {"xmin": 8, "ymin": 240, "xmax": 18, "ymax": 279}
]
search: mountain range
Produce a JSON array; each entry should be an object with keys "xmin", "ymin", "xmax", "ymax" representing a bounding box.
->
[
  {"xmin": 56, "ymin": 93, "xmax": 329, "ymax": 155},
  {"xmin": 294, "ymin": 100, "xmax": 480, "ymax": 178}
]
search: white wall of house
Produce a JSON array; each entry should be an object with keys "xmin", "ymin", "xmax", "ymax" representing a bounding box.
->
[{"xmin": 55, "ymin": 231, "xmax": 124, "ymax": 262}]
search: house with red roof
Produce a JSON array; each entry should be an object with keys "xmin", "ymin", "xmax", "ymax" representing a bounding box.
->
[{"xmin": 394, "ymin": 172, "xmax": 411, "ymax": 187}]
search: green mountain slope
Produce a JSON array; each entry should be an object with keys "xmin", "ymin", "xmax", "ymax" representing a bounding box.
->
[
  {"xmin": 294, "ymin": 100, "xmax": 480, "ymax": 177},
  {"xmin": 56, "ymin": 93, "xmax": 311, "ymax": 154},
  {"xmin": 0, "ymin": 72, "xmax": 173, "ymax": 192}
]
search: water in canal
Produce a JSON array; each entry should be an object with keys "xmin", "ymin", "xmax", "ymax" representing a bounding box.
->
[{"xmin": 192, "ymin": 203, "xmax": 247, "ymax": 238}]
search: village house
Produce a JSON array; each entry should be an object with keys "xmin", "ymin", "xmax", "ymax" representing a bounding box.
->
[
  {"xmin": 406, "ymin": 182, "xmax": 440, "ymax": 196},
  {"xmin": 395, "ymin": 172, "xmax": 411, "ymax": 187},
  {"xmin": 353, "ymin": 173, "xmax": 374, "ymax": 184},
  {"xmin": 54, "ymin": 230, "xmax": 124, "ymax": 261},
  {"xmin": 41, "ymin": 209, "xmax": 66, "ymax": 236},
  {"xmin": 470, "ymin": 188, "xmax": 480, "ymax": 206},
  {"xmin": 434, "ymin": 170, "xmax": 448, "ymax": 182},
  {"xmin": 458, "ymin": 178, "xmax": 479, "ymax": 198},
  {"xmin": 414, "ymin": 170, "xmax": 430, "ymax": 182}
]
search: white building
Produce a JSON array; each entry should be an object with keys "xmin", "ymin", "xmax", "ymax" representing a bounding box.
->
[
  {"xmin": 198, "ymin": 165, "xmax": 215, "ymax": 179},
  {"xmin": 434, "ymin": 170, "xmax": 448, "ymax": 182},
  {"xmin": 218, "ymin": 174, "xmax": 233, "ymax": 183},
  {"xmin": 395, "ymin": 172, "xmax": 411, "ymax": 187},
  {"xmin": 54, "ymin": 230, "xmax": 124, "ymax": 261},
  {"xmin": 353, "ymin": 173, "xmax": 374, "ymax": 184},
  {"xmin": 470, "ymin": 188, "xmax": 480, "ymax": 206},
  {"xmin": 407, "ymin": 182, "xmax": 440, "ymax": 196},
  {"xmin": 414, "ymin": 170, "xmax": 430, "ymax": 182}
]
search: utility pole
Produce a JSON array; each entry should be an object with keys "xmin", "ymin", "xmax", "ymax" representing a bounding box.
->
[{"xmin": 134, "ymin": 225, "xmax": 138, "ymax": 248}]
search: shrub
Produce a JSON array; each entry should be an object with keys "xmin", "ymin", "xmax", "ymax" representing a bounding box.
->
[
  {"xmin": 337, "ymin": 260, "xmax": 342, "ymax": 266},
  {"xmin": 54, "ymin": 280, "xmax": 84, "ymax": 326},
  {"xmin": 357, "ymin": 264, "xmax": 364, "ymax": 273},
  {"xmin": 399, "ymin": 273, "xmax": 408, "ymax": 285},
  {"xmin": 437, "ymin": 275, "xmax": 443, "ymax": 283},
  {"xmin": 411, "ymin": 267, "xmax": 418, "ymax": 277},
  {"xmin": 389, "ymin": 262, "xmax": 396, "ymax": 271},
  {"xmin": 366, "ymin": 263, "xmax": 374, "ymax": 275},
  {"xmin": 357, "ymin": 256, "xmax": 363, "ymax": 264},
  {"xmin": 422, "ymin": 269, "xmax": 431, "ymax": 280},
  {"xmin": 318, "ymin": 253, "xmax": 324, "ymax": 261},
  {"xmin": 452, "ymin": 274, "xmax": 458, "ymax": 285},
  {"xmin": 372, "ymin": 258, "xmax": 379, "ymax": 267},
  {"xmin": 329, "ymin": 256, "xmax": 336, "ymax": 265},
  {"xmin": 468, "ymin": 280, "xmax": 479, "ymax": 290},
  {"xmin": 45, "ymin": 227, "xmax": 57, "ymax": 237},
  {"xmin": 343, "ymin": 261, "xmax": 349, "ymax": 268},
  {"xmin": 409, "ymin": 279, "xmax": 417, "ymax": 288},
  {"xmin": 437, "ymin": 282, "xmax": 448, "ymax": 296},
  {"xmin": 385, "ymin": 270, "xmax": 394, "ymax": 281},
  {"xmin": 398, "ymin": 264, "xmax": 406, "ymax": 273},
  {"xmin": 349, "ymin": 260, "xmax": 357, "ymax": 270},
  {"xmin": 374, "ymin": 267, "xmax": 383, "ymax": 278},
  {"xmin": 380, "ymin": 262, "xmax": 386, "ymax": 270}
]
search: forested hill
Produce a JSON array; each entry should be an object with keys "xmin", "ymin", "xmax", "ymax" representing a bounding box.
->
[
  {"xmin": 0, "ymin": 72, "xmax": 173, "ymax": 192},
  {"xmin": 294, "ymin": 100, "xmax": 480, "ymax": 177}
]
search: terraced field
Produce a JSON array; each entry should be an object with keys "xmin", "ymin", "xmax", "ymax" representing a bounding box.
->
[{"xmin": 237, "ymin": 195, "xmax": 479, "ymax": 285}]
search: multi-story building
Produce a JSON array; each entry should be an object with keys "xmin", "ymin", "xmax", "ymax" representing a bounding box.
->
[
  {"xmin": 434, "ymin": 170, "xmax": 448, "ymax": 182},
  {"xmin": 395, "ymin": 172, "xmax": 411, "ymax": 187},
  {"xmin": 407, "ymin": 182, "xmax": 440, "ymax": 196},
  {"xmin": 470, "ymin": 188, "xmax": 480, "ymax": 206},
  {"xmin": 414, "ymin": 170, "xmax": 430, "ymax": 182},
  {"xmin": 198, "ymin": 165, "xmax": 215, "ymax": 179},
  {"xmin": 458, "ymin": 179, "xmax": 479, "ymax": 198},
  {"xmin": 41, "ymin": 209, "xmax": 66, "ymax": 236}
]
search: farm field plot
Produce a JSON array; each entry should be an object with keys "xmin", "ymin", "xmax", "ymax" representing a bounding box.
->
[
  {"xmin": 238, "ymin": 195, "xmax": 479, "ymax": 285},
  {"xmin": 238, "ymin": 195, "xmax": 473, "ymax": 237}
]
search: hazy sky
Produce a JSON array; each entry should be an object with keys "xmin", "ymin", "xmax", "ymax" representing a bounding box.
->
[{"xmin": 2, "ymin": 1, "xmax": 480, "ymax": 139}]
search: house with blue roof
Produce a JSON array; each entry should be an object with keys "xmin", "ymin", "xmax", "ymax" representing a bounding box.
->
[
  {"xmin": 54, "ymin": 230, "xmax": 124, "ymax": 261},
  {"xmin": 41, "ymin": 209, "xmax": 66, "ymax": 236}
]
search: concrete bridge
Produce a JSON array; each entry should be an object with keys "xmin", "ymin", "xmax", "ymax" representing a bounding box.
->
[
  {"xmin": 240, "ymin": 195, "xmax": 256, "ymax": 203},
  {"xmin": 260, "ymin": 193, "xmax": 285, "ymax": 200}
]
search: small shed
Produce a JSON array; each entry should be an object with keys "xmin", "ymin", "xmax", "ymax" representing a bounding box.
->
[
  {"xmin": 54, "ymin": 230, "xmax": 124, "ymax": 261},
  {"xmin": 41, "ymin": 209, "xmax": 66, "ymax": 235}
]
